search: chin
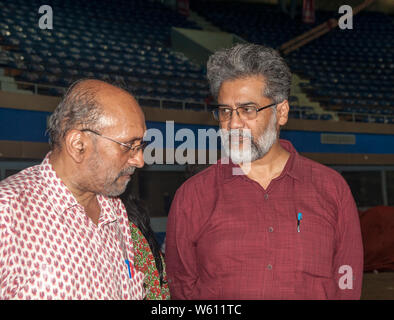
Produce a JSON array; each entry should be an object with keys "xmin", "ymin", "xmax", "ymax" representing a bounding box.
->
[{"xmin": 104, "ymin": 180, "xmax": 130, "ymax": 197}]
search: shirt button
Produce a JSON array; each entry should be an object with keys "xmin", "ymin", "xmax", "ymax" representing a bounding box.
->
[
  {"xmin": 264, "ymin": 194, "xmax": 269, "ymax": 200},
  {"xmin": 267, "ymin": 264, "xmax": 273, "ymax": 270},
  {"xmin": 268, "ymin": 227, "xmax": 274, "ymax": 232}
]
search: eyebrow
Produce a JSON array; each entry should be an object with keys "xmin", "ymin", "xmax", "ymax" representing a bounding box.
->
[
  {"xmin": 217, "ymin": 102, "xmax": 258, "ymax": 108},
  {"xmin": 123, "ymin": 136, "xmax": 144, "ymax": 145}
]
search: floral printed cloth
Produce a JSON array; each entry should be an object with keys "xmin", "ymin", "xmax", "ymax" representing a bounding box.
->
[
  {"xmin": 129, "ymin": 222, "xmax": 170, "ymax": 300},
  {"xmin": 0, "ymin": 153, "xmax": 145, "ymax": 299}
]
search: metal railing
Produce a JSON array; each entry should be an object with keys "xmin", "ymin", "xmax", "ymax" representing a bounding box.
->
[
  {"xmin": 0, "ymin": 79, "xmax": 393, "ymax": 124},
  {"xmin": 2, "ymin": 80, "xmax": 66, "ymax": 95},
  {"xmin": 336, "ymin": 111, "xmax": 393, "ymax": 124},
  {"xmin": 290, "ymin": 109, "xmax": 393, "ymax": 123},
  {"xmin": 11, "ymin": 79, "xmax": 211, "ymax": 111}
]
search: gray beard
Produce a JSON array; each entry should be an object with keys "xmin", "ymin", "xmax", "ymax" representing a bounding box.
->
[
  {"xmin": 103, "ymin": 166, "xmax": 136, "ymax": 197},
  {"xmin": 86, "ymin": 143, "xmax": 137, "ymax": 197},
  {"xmin": 220, "ymin": 112, "xmax": 278, "ymax": 164}
]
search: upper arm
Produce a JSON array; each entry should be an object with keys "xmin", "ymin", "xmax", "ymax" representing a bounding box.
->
[
  {"xmin": 0, "ymin": 199, "xmax": 13, "ymax": 297},
  {"xmin": 165, "ymin": 184, "xmax": 200, "ymax": 300},
  {"xmin": 333, "ymin": 181, "xmax": 364, "ymax": 299}
]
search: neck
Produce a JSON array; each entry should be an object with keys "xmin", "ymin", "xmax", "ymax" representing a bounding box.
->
[{"xmin": 240, "ymin": 140, "xmax": 290, "ymax": 189}]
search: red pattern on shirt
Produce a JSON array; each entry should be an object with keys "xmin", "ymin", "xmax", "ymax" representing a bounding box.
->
[{"xmin": 0, "ymin": 153, "xmax": 145, "ymax": 299}]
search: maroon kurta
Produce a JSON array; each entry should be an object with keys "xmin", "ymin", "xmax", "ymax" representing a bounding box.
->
[{"xmin": 165, "ymin": 140, "xmax": 363, "ymax": 299}]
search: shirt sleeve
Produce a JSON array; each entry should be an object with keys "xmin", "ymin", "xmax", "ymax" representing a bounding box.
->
[
  {"xmin": 333, "ymin": 182, "xmax": 364, "ymax": 300},
  {"xmin": 165, "ymin": 184, "xmax": 199, "ymax": 300},
  {"xmin": 0, "ymin": 199, "xmax": 12, "ymax": 298}
]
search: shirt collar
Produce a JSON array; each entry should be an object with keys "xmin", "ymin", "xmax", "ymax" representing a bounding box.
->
[
  {"xmin": 278, "ymin": 139, "xmax": 304, "ymax": 182},
  {"xmin": 39, "ymin": 152, "xmax": 118, "ymax": 225},
  {"xmin": 221, "ymin": 139, "xmax": 303, "ymax": 183},
  {"xmin": 39, "ymin": 152, "xmax": 80, "ymax": 214},
  {"xmin": 96, "ymin": 194, "xmax": 118, "ymax": 226}
]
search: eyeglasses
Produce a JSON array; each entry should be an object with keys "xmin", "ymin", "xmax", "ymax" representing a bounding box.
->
[
  {"xmin": 212, "ymin": 102, "xmax": 277, "ymax": 122},
  {"xmin": 81, "ymin": 129, "xmax": 147, "ymax": 155}
]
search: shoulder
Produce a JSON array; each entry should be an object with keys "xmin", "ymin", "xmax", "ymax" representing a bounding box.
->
[
  {"xmin": 299, "ymin": 155, "xmax": 344, "ymax": 181},
  {"xmin": 0, "ymin": 165, "xmax": 42, "ymax": 208},
  {"xmin": 296, "ymin": 154, "xmax": 351, "ymax": 201},
  {"xmin": 177, "ymin": 163, "xmax": 220, "ymax": 197},
  {"xmin": 299, "ymin": 155, "xmax": 345, "ymax": 183},
  {"xmin": 0, "ymin": 166, "xmax": 44, "ymax": 239},
  {"xmin": 169, "ymin": 164, "xmax": 223, "ymax": 231}
]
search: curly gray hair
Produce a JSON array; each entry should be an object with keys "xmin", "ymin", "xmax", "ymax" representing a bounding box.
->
[{"xmin": 206, "ymin": 44, "xmax": 291, "ymax": 104}]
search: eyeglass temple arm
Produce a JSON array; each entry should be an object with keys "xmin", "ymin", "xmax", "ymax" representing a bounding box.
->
[{"xmin": 256, "ymin": 103, "xmax": 277, "ymax": 112}]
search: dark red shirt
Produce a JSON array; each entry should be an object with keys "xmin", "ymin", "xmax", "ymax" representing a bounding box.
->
[{"xmin": 165, "ymin": 140, "xmax": 363, "ymax": 299}]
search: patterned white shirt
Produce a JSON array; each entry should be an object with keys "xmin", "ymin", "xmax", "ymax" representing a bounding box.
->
[{"xmin": 0, "ymin": 153, "xmax": 145, "ymax": 299}]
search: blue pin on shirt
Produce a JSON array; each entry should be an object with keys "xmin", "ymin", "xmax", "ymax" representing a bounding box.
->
[{"xmin": 297, "ymin": 212, "xmax": 303, "ymax": 233}]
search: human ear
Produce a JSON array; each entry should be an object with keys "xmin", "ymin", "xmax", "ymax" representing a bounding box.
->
[
  {"xmin": 276, "ymin": 100, "xmax": 289, "ymax": 126},
  {"xmin": 64, "ymin": 129, "xmax": 88, "ymax": 163}
]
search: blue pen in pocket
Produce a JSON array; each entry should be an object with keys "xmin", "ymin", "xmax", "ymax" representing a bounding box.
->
[
  {"xmin": 121, "ymin": 243, "xmax": 134, "ymax": 279},
  {"xmin": 297, "ymin": 212, "xmax": 303, "ymax": 233},
  {"xmin": 125, "ymin": 259, "xmax": 132, "ymax": 279},
  {"xmin": 117, "ymin": 223, "xmax": 134, "ymax": 279}
]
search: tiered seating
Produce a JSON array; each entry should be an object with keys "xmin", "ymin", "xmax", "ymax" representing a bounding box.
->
[
  {"xmin": 288, "ymin": 106, "xmax": 330, "ymax": 120},
  {"xmin": 191, "ymin": 0, "xmax": 394, "ymax": 123},
  {"xmin": 288, "ymin": 12, "xmax": 394, "ymax": 123},
  {"xmin": 0, "ymin": 0, "xmax": 210, "ymax": 102},
  {"xmin": 190, "ymin": 1, "xmax": 332, "ymax": 47}
]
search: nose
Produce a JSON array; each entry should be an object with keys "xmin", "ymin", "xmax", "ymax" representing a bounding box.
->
[
  {"xmin": 128, "ymin": 149, "xmax": 145, "ymax": 168},
  {"xmin": 227, "ymin": 108, "xmax": 244, "ymax": 130}
]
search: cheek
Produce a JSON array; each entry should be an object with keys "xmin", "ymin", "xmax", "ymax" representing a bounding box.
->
[
  {"xmin": 219, "ymin": 121, "xmax": 229, "ymax": 130},
  {"xmin": 244, "ymin": 120, "xmax": 259, "ymax": 136},
  {"xmin": 115, "ymin": 156, "xmax": 133, "ymax": 174},
  {"xmin": 96, "ymin": 160, "xmax": 120, "ymax": 180},
  {"xmin": 102, "ymin": 148, "xmax": 129, "ymax": 169}
]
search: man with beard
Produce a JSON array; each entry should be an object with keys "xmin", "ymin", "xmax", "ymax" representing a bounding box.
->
[
  {"xmin": 165, "ymin": 44, "xmax": 363, "ymax": 300},
  {"xmin": 0, "ymin": 79, "xmax": 147, "ymax": 299}
]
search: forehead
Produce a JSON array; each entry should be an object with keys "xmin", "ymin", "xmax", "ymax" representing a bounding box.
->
[
  {"xmin": 99, "ymin": 94, "xmax": 146, "ymax": 140},
  {"xmin": 217, "ymin": 75, "xmax": 267, "ymax": 103}
]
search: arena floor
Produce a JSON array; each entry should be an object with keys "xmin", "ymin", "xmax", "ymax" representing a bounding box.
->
[{"xmin": 361, "ymin": 272, "xmax": 394, "ymax": 300}]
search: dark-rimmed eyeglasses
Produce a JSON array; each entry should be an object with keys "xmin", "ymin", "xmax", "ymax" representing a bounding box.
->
[
  {"xmin": 212, "ymin": 103, "xmax": 277, "ymax": 122},
  {"xmin": 81, "ymin": 129, "xmax": 147, "ymax": 155}
]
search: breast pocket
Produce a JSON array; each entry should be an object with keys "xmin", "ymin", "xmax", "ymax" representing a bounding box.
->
[{"xmin": 296, "ymin": 217, "xmax": 336, "ymax": 278}]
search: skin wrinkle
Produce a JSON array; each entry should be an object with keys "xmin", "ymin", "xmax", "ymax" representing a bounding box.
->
[
  {"xmin": 85, "ymin": 84, "xmax": 145, "ymax": 197},
  {"xmin": 220, "ymin": 108, "xmax": 278, "ymax": 164},
  {"xmin": 216, "ymin": 75, "xmax": 290, "ymax": 189},
  {"xmin": 49, "ymin": 79, "xmax": 146, "ymax": 224},
  {"xmin": 218, "ymin": 76, "xmax": 280, "ymax": 164}
]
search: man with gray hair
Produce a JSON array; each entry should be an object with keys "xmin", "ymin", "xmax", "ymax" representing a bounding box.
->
[
  {"xmin": 0, "ymin": 79, "xmax": 147, "ymax": 299},
  {"xmin": 165, "ymin": 44, "xmax": 363, "ymax": 299}
]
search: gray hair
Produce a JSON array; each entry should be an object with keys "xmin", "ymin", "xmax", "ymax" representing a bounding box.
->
[
  {"xmin": 47, "ymin": 79, "xmax": 104, "ymax": 150},
  {"xmin": 207, "ymin": 44, "xmax": 291, "ymax": 103}
]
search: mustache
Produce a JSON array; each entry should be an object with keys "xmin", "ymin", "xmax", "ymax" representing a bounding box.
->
[
  {"xmin": 117, "ymin": 166, "xmax": 136, "ymax": 178},
  {"xmin": 219, "ymin": 129, "xmax": 253, "ymax": 146},
  {"xmin": 219, "ymin": 129, "xmax": 252, "ymax": 140}
]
